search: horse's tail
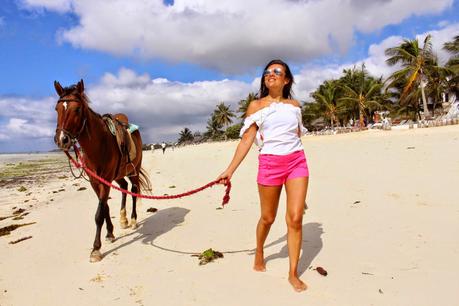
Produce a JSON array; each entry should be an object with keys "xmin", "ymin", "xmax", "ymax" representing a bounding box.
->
[{"xmin": 138, "ymin": 167, "xmax": 152, "ymax": 194}]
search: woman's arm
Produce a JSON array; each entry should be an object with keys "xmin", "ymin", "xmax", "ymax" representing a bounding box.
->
[
  {"xmin": 216, "ymin": 101, "xmax": 260, "ymax": 184},
  {"xmin": 216, "ymin": 124, "xmax": 257, "ymax": 184},
  {"xmin": 288, "ymin": 99, "xmax": 304, "ymax": 137}
]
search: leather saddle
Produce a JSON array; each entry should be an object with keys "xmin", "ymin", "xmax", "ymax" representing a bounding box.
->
[{"xmin": 102, "ymin": 113, "xmax": 137, "ymax": 175}]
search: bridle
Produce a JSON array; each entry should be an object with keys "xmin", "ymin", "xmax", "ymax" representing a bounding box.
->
[{"xmin": 55, "ymin": 97, "xmax": 87, "ymax": 145}]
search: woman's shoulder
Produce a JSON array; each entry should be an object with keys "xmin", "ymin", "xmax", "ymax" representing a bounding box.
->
[
  {"xmin": 246, "ymin": 99, "xmax": 264, "ymax": 117},
  {"xmin": 283, "ymin": 99, "xmax": 301, "ymax": 108},
  {"xmin": 245, "ymin": 98, "xmax": 301, "ymax": 117}
]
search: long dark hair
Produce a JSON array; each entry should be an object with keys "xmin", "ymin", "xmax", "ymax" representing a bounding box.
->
[{"xmin": 258, "ymin": 59, "xmax": 294, "ymax": 99}]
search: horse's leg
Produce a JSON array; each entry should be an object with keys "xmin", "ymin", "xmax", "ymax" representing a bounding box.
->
[
  {"xmin": 104, "ymin": 194, "xmax": 115, "ymax": 243},
  {"xmin": 116, "ymin": 178, "xmax": 129, "ymax": 229},
  {"xmin": 90, "ymin": 182, "xmax": 110, "ymax": 262},
  {"xmin": 128, "ymin": 176, "xmax": 140, "ymax": 229}
]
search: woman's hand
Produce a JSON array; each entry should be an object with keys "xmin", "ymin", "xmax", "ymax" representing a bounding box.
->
[{"xmin": 216, "ymin": 169, "xmax": 233, "ymax": 185}]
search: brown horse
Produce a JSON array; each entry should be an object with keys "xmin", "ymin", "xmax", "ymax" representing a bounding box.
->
[{"xmin": 54, "ymin": 79, "xmax": 151, "ymax": 262}]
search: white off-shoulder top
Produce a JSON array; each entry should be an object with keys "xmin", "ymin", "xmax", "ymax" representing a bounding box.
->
[{"xmin": 239, "ymin": 102, "xmax": 308, "ymax": 155}]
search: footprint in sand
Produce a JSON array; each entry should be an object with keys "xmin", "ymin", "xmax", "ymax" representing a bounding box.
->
[
  {"xmin": 90, "ymin": 273, "xmax": 109, "ymax": 283},
  {"xmin": 387, "ymin": 193, "xmax": 400, "ymax": 199}
]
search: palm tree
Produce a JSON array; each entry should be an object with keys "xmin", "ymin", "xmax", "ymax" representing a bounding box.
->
[
  {"xmin": 443, "ymin": 35, "xmax": 459, "ymax": 97},
  {"xmin": 204, "ymin": 114, "xmax": 224, "ymax": 140},
  {"xmin": 385, "ymin": 76, "xmax": 420, "ymax": 121},
  {"xmin": 338, "ymin": 64, "xmax": 384, "ymax": 127},
  {"xmin": 443, "ymin": 35, "xmax": 459, "ymax": 70},
  {"xmin": 238, "ymin": 92, "xmax": 257, "ymax": 119},
  {"xmin": 385, "ymin": 35, "xmax": 435, "ymax": 119},
  {"xmin": 311, "ymin": 80, "xmax": 340, "ymax": 128},
  {"xmin": 178, "ymin": 127, "xmax": 194, "ymax": 144},
  {"xmin": 301, "ymin": 101, "xmax": 322, "ymax": 131},
  {"xmin": 213, "ymin": 102, "xmax": 235, "ymax": 128},
  {"xmin": 424, "ymin": 55, "xmax": 453, "ymax": 115}
]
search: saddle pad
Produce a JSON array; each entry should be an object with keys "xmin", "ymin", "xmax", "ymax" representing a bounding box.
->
[
  {"xmin": 104, "ymin": 117, "xmax": 117, "ymax": 136},
  {"xmin": 128, "ymin": 123, "xmax": 139, "ymax": 133}
]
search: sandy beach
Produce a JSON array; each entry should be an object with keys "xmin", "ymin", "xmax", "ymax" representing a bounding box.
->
[{"xmin": 1, "ymin": 125, "xmax": 459, "ymax": 306}]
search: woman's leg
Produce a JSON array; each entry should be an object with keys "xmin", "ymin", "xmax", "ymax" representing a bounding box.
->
[
  {"xmin": 254, "ymin": 184, "xmax": 282, "ymax": 271},
  {"xmin": 285, "ymin": 176, "xmax": 309, "ymax": 291}
]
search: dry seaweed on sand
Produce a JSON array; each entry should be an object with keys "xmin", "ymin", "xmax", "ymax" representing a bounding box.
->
[
  {"xmin": 0, "ymin": 156, "xmax": 68, "ymax": 188},
  {"xmin": 9, "ymin": 236, "xmax": 32, "ymax": 244},
  {"xmin": 0, "ymin": 215, "xmax": 12, "ymax": 221},
  {"xmin": 13, "ymin": 208, "xmax": 26, "ymax": 215},
  {"xmin": 0, "ymin": 222, "xmax": 36, "ymax": 237},
  {"xmin": 191, "ymin": 248, "xmax": 224, "ymax": 265},
  {"xmin": 315, "ymin": 266, "xmax": 328, "ymax": 276}
]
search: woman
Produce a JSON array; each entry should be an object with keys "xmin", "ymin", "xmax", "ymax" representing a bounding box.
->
[{"xmin": 217, "ymin": 59, "xmax": 309, "ymax": 292}]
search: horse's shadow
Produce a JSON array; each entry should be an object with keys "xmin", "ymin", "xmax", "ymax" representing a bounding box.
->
[
  {"xmin": 263, "ymin": 222, "xmax": 324, "ymax": 276},
  {"xmin": 103, "ymin": 211, "xmax": 323, "ymax": 272},
  {"xmin": 102, "ymin": 207, "xmax": 190, "ymax": 258}
]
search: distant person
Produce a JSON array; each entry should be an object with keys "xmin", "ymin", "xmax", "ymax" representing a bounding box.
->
[
  {"xmin": 216, "ymin": 59, "xmax": 309, "ymax": 292},
  {"xmin": 161, "ymin": 142, "xmax": 166, "ymax": 154}
]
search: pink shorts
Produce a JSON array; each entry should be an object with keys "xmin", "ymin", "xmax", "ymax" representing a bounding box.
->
[{"xmin": 257, "ymin": 150, "xmax": 309, "ymax": 186}]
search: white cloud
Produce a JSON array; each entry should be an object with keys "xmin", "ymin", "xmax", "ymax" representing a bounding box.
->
[
  {"xmin": 0, "ymin": 97, "xmax": 56, "ymax": 144},
  {"xmin": 417, "ymin": 23, "xmax": 459, "ymax": 65},
  {"xmin": 1, "ymin": 22, "xmax": 458, "ymax": 152},
  {"xmin": 293, "ymin": 23, "xmax": 459, "ymax": 100},
  {"xmin": 6, "ymin": 118, "xmax": 53, "ymax": 137},
  {"xmin": 0, "ymin": 70, "xmax": 254, "ymax": 151},
  {"xmin": 87, "ymin": 68, "xmax": 254, "ymax": 142},
  {"xmin": 438, "ymin": 20, "xmax": 450, "ymax": 28},
  {"xmin": 19, "ymin": 0, "xmax": 73, "ymax": 13},
  {"xmin": 0, "ymin": 96, "xmax": 56, "ymax": 122},
  {"xmin": 20, "ymin": 0, "xmax": 454, "ymax": 73}
]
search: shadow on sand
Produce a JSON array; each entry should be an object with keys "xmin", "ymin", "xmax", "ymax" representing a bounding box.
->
[
  {"xmin": 263, "ymin": 222, "xmax": 324, "ymax": 276},
  {"xmin": 102, "ymin": 207, "xmax": 190, "ymax": 257},
  {"xmin": 102, "ymin": 210, "xmax": 323, "ymax": 270}
]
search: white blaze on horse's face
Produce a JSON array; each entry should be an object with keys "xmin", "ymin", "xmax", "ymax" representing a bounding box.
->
[
  {"xmin": 59, "ymin": 130, "xmax": 66, "ymax": 144},
  {"xmin": 63, "ymin": 101, "xmax": 68, "ymax": 111}
]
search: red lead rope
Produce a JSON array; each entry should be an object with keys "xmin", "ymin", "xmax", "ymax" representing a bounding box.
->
[{"xmin": 65, "ymin": 145, "xmax": 231, "ymax": 206}]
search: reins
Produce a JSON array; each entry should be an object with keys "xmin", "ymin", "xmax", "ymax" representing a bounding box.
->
[
  {"xmin": 56, "ymin": 117, "xmax": 87, "ymax": 145},
  {"xmin": 66, "ymin": 149, "xmax": 90, "ymax": 181},
  {"xmin": 65, "ymin": 145, "xmax": 231, "ymax": 207},
  {"xmin": 55, "ymin": 96, "xmax": 88, "ymax": 144}
]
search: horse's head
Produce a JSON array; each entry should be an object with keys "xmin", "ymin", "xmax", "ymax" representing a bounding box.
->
[{"xmin": 54, "ymin": 79, "xmax": 88, "ymax": 151}]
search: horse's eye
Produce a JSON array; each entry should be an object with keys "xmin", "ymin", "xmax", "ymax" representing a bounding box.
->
[{"xmin": 75, "ymin": 107, "xmax": 81, "ymax": 114}]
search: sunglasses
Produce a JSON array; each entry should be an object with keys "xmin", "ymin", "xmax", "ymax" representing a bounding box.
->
[{"xmin": 263, "ymin": 67, "xmax": 284, "ymax": 77}]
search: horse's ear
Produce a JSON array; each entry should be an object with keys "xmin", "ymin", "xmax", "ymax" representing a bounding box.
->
[
  {"xmin": 77, "ymin": 79, "xmax": 85, "ymax": 93},
  {"xmin": 54, "ymin": 81, "xmax": 64, "ymax": 97}
]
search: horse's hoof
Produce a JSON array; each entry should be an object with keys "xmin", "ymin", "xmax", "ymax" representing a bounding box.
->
[
  {"xmin": 120, "ymin": 219, "xmax": 129, "ymax": 229},
  {"xmin": 90, "ymin": 250, "xmax": 103, "ymax": 262},
  {"xmin": 105, "ymin": 235, "xmax": 116, "ymax": 243},
  {"xmin": 130, "ymin": 219, "xmax": 138, "ymax": 229}
]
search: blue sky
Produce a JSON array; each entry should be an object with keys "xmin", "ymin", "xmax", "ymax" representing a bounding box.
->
[{"xmin": 0, "ymin": 0, "xmax": 458, "ymax": 152}]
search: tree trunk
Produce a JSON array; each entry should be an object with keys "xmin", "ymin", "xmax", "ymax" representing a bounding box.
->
[
  {"xmin": 359, "ymin": 108, "xmax": 365, "ymax": 128},
  {"xmin": 359, "ymin": 95, "xmax": 365, "ymax": 128},
  {"xmin": 420, "ymin": 78, "xmax": 430, "ymax": 119}
]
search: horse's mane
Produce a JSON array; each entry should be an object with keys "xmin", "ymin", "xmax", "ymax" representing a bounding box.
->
[
  {"xmin": 62, "ymin": 84, "xmax": 102, "ymax": 118},
  {"xmin": 62, "ymin": 85, "xmax": 91, "ymax": 105}
]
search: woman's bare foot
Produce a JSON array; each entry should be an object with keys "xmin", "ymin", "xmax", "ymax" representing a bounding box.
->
[
  {"xmin": 253, "ymin": 250, "xmax": 266, "ymax": 272},
  {"xmin": 288, "ymin": 275, "xmax": 308, "ymax": 292}
]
